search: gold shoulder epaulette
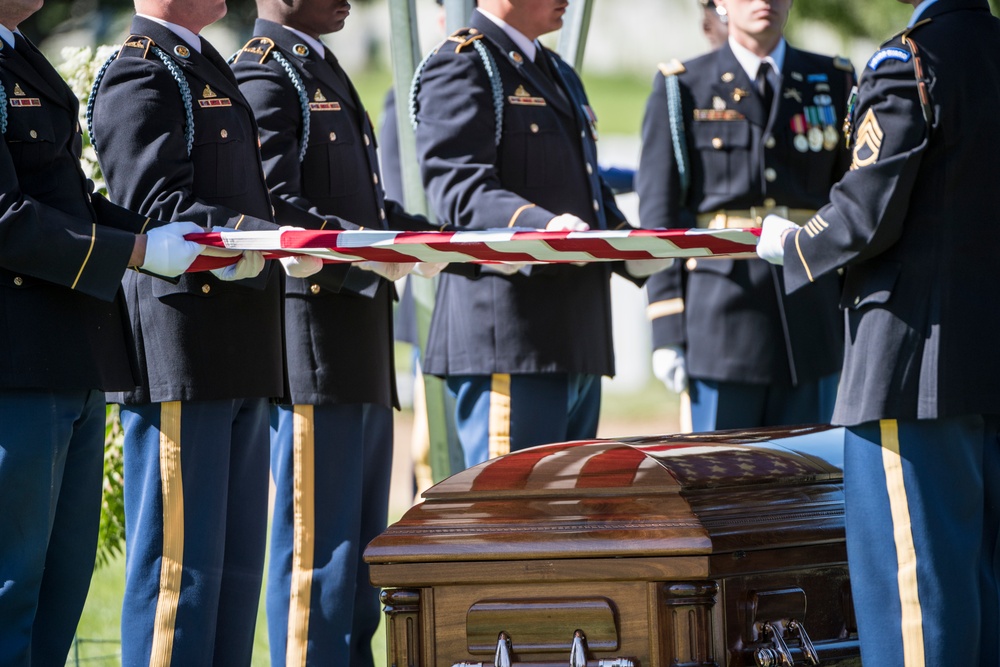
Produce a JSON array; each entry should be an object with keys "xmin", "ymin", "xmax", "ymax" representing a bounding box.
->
[
  {"xmin": 232, "ymin": 37, "xmax": 276, "ymax": 64},
  {"xmin": 833, "ymin": 55, "xmax": 853, "ymax": 72},
  {"xmin": 117, "ymin": 34, "xmax": 153, "ymax": 60},
  {"xmin": 902, "ymin": 18, "xmax": 933, "ymax": 45},
  {"xmin": 446, "ymin": 27, "xmax": 484, "ymax": 53},
  {"xmin": 657, "ymin": 59, "xmax": 686, "ymax": 77}
]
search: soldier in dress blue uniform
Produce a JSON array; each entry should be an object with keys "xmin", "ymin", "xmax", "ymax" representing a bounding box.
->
[
  {"xmin": 757, "ymin": 1, "xmax": 1000, "ymax": 663},
  {"xmin": 229, "ymin": 0, "xmax": 454, "ymax": 663},
  {"xmin": 0, "ymin": 2, "xmax": 207, "ymax": 664},
  {"xmin": 88, "ymin": 1, "xmax": 323, "ymax": 664},
  {"xmin": 412, "ymin": 0, "xmax": 668, "ymax": 468},
  {"xmin": 637, "ymin": 0, "xmax": 853, "ymax": 432}
]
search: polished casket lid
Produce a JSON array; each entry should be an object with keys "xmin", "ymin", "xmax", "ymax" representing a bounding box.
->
[{"xmin": 365, "ymin": 425, "xmax": 845, "ymax": 565}]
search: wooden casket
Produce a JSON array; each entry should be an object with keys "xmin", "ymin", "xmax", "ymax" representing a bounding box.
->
[{"xmin": 365, "ymin": 425, "xmax": 860, "ymax": 667}]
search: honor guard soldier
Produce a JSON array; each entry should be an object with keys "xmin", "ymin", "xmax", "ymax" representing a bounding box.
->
[
  {"xmin": 638, "ymin": 0, "xmax": 854, "ymax": 431},
  {"xmin": 88, "ymin": 1, "xmax": 322, "ymax": 664},
  {"xmin": 0, "ymin": 2, "xmax": 207, "ymax": 663},
  {"xmin": 412, "ymin": 0, "xmax": 669, "ymax": 468},
  {"xmin": 230, "ymin": 0, "xmax": 458, "ymax": 663},
  {"xmin": 757, "ymin": 0, "xmax": 1000, "ymax": 663}
]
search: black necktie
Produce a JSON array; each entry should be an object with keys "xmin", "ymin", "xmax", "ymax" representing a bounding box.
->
[
  {"xmin": 756, "ymin": 61, "xmax": 774, "ymax": 113},
  {"xmin": 534, "ymin": 49, "xmax": 556, "ymax": 83}
]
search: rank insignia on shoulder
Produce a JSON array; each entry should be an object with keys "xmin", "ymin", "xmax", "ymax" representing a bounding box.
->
[
  {"xmin": 867, "ymin": 47, "xmax": 911, "ymax": 71},
  {"xmin": 117, "ymin": 34, "xmax": 153, "ymax": 60},
  {"xmin": 851, "ymin": 108, "xmax": 884, "ymax": 169},
  {"xmin": 508, "ymin": 84, "xmax": 546, "ymax": 106},
  {"xmin": 657, "ymin": 59, "xmax": 685, "ymax": 77},
  {"xmin": 233, "ymin": 37, "xmax": 275, "ymax": 64}
]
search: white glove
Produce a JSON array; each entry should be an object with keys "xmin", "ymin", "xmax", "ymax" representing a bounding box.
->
[
  {"xmin": 412, "ymin": 262, "xmax": 447, "ymax": 278},
  {"xmin": 481, "ymin": 262, "xmax": 527, "ymax": 276},
  {"xmin": 274, "ymin": 225, "xmax": 324, "ymax": 278},
  {"xmin": 546, "ymin": 214, "xmax": 590, "ymax": 232},
  {"xmin": 625, "ymin": 258, "xmax": 674, "ymax": 277},
  {"xmin": 358, "ymin": 260, "xmax": 416, "ymax": 281},
  {"xmin": 140, "ymin": 221, "xmax": 206, "ymax": 277},
  {"xmin": 652, "ymin": 345, "xmax": 687, "ymax": 394},
  {"xmin": 210, "ymin": 250, "xmax": 265, "ymax": 281},
  {"xmin": 280, "ymin": 254, "xmax": 324, "ymax": 278},
  {"xmin": 756, "ymin": 214, "xmax": 798, "ymax": 265}
]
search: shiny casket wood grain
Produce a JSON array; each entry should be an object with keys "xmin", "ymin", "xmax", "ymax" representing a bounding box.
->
[{"xmin": 365, "ymin": 425, "xmax": 861, "ymax": 667}]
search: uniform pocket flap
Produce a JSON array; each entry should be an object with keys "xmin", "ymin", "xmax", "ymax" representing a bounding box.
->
[{"xmin": 840, "ymin": 261, "xmax": 900, "ymax": 310}]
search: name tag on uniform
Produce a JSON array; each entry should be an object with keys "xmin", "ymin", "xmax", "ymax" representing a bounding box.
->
[
  {"xmin": 693, "ymin": 109, "xmax": 745, "ymax": 121},
  {"xmin": 309, "ymin": 101, "xmax": 341, "ymax": 111}
]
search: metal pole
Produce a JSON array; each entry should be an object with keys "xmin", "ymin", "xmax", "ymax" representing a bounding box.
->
[
  {"xmin": 556, "ymin": 0, "xmax": 595, "ymax": 70},
  {"xmin": 443, "ymin": 0, "xmax": 476, "ymax": 33},
  {"xmin": 387, "ymin": 0, "xmax": 464, "ymax": 483}
]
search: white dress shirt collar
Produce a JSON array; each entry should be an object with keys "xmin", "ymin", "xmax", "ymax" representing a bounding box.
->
[
  {"xmin": 729, "ymin": 35, "xmax": 787, "ymax": 82},
  {"xmin": 0, "ymin": 25, "xmax": 15, "ymax": 51},
  {"xmin": 477, "ymin": 8, "xmax": 539, "ymax": 62},
  {"xmin": 136, "ymin": 14, "xmax": 201, "ymax": 53}
]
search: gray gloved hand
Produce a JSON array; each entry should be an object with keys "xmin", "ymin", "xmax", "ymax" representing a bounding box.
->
[
  {"xmin": 412, "ymin": 262, "xmax": 447, "ymax": 278},
  {"xmin": 140, "ymin": 221, "xmax": 206, "ymax": 277},
  {"xmin": 358, "ymin": 261, "xmax": 415, "ymax": 281},
  {"xmin": 625, "ymin": 257, "xmax": 675, "ymax": 277},
  {"xmin": 652, "ymin": 345, "xmax": 687, "ymax": 394},
  {"xmin": 280, "ymin": 254, "xmax": 324, "ymax": 278},
  {"xmin": 756, "ymin": 214, "xmax": 798, "ymax": 265},
  {"xmin": 211, "ymin": 250, "xmax": 265, "ymax": 281},
  {"xmin": 545, "ymin": 214, "xmax": 590, "ymax": 232}
]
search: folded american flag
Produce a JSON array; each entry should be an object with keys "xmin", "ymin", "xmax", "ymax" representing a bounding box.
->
[{"xmin": 186, "ymin": 227, "xmax": 761, "ymax": 272}]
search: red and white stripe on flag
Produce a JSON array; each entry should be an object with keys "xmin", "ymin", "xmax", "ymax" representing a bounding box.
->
[{"xmin": 185, "ymin": 227, "xmax": 761, "ymax": 272}]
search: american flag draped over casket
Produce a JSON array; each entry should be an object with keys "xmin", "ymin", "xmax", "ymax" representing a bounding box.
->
[{"xmin": 186, "ymin": 227, "xmax": 761, "ymax": 271}]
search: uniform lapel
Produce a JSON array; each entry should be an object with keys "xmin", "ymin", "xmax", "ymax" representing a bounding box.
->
[
  {"xmin": 714, "ymin": 44, "xmax": 769, "ymax": 129},
  {"xmin": 470, "ymin": 12, "xmax": 574, "ymax": 119},
  {"xmin": 0, "ymin": 36, "xmax": 73, "ymax": 112},
  {"xmin": 131, "ymin": 16, "xmax": 251, "ymax": 116}
]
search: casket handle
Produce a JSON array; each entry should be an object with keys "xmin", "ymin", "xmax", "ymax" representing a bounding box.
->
[
  {"xmin": 787, "ymin": 619, "xmax": 820, "ymax": 665},
  {"xmin": 762, "ymin": 622, "xmax": 794, "ymax": 666},
  {"xmin": 450, "ymin": 630, "xmax": 636, "ymax": 667}
]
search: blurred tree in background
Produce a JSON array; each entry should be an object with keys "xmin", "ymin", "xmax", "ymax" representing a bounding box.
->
[{"xmin": 19, "ymin": 0, "xmax": 1000, "ymax": 48}]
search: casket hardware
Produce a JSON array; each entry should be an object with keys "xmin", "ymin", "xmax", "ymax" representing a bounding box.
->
[
  {"xmin": 787, "ymin": 619, "xmax": 820, "ymax": 665},
  {"xmin": 752, "ymin": 619, "xmax": 821, "ymax": 666},
  {"xmin": 451, "ymin": 630, "xmax": 636, "ymax": 667}
]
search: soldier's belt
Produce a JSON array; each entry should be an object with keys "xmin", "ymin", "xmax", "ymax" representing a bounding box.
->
[{"xmin": 697, "ymin": 207, "xmax": 817, "ymax": 229}]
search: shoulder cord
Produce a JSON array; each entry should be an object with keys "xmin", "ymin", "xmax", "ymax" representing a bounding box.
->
[
  {"xmin": 228, "ymin": 49, "xmax": 310, "ymax": 163},
  {"xmin": 88, "ymin": 46, "xmax": 194, "ymax": 156},
  {"xmin": 665, "ymin": 73, "xmax": 690, "ymax": 207},
  {"xmin": 410, "ymin": 38, "xmax": 505, "ymax": 147}
]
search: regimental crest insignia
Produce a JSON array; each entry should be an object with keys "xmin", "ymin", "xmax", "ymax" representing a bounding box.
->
[
  {"xmin": 851, "ymin": 108, "xmax": 883, "ymax": 170},
  {"xmin": 198, "ymin": 85, "xmax": 232, "ymax": 108},
  {"xmin": 203, "ymin": 85, "xmax": 217, "ymax": 99},
  {"xmin": 314, "ymin": 89, "xmax": 327, "ymax": 102},
  {"xmin": 13, "ymin": 83, "xmax": 24, "ymax": 96}
]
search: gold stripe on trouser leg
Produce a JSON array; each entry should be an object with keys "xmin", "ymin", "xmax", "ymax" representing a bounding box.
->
[
  {"xmin": 150, "ymin": 401, "xmax": 184, "ymax": 667},
  {"xmin": 488, "ymin": 374, "xmax": 512, "ymax": 460},
  {"xmin": 879, "ymin": 419, "xmax": 926, "ymax": 666},
  {"xmin": 286, "ymin": 405, "xmax": 316, "ymax": 667}
]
